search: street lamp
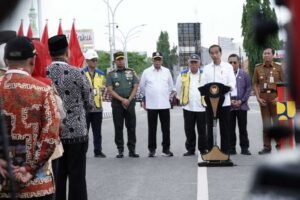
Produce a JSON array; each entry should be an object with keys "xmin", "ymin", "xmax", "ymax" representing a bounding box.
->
[
  {"xmin": 116, "ymin": 24, "xmax": 146, "ymax": 68},
  {"xmin": 102, "ymin": 0, "xmax": 124, "ymax": 69}
]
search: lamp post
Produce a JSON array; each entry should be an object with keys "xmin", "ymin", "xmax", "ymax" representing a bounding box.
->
[
  {"xmin": 116, "ymin": 24, "xmax": 146, "ymax": 68},
  {"xmin": 102, "ymin": 0, "xmax": 124, "ymax": 69}
]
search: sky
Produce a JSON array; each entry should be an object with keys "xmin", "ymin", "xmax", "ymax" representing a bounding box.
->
[{"xmin": 3, "ymin": 0, "xmax": 290, "ymax": 56}]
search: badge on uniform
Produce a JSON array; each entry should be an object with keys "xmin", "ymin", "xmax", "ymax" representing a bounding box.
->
[
  {"xmin": 270, "ymin": 71, "xmax": 274, "ymax": 83},
  {"xmin": 115, "ymin": 82, "xmax": 120, "ymax": 87},
  {"xmin": 125, "ymin": 70, "xmax": 133, "ymax": 80},
  {"xmin": 93, "ymin": 88, "xmax": 98, "ymax": 96},
  {"xmin": 114, "ymin": 72, "xmax": 118, "ymax": 78}
]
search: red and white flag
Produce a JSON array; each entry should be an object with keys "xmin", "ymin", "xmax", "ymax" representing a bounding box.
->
[
  {"xmin": 69, "ymin": 21, "xmax": 84, "ymax": 68},
  {"xmin": 17, "ymin": 20, "xmax": 24, "ymax": 36},
  {"xmin": 57, "ymin": 19, "xmax": 63, "ymax": 35},
  {"xmin": 40, "ymin": 21, "xmax": 52, "ymax": 64},
  {"xmin": 27, "ymin": 23, "xmax": 33, "ymax": 39},
  {"xmin": 41, "ymin": 21, "xmax": 49, "ymax": 51}
]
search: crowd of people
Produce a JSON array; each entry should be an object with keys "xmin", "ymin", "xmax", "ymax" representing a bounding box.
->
[{"xmin": 0, "ymin": 34, "xmax": 284, "ymax": 199}]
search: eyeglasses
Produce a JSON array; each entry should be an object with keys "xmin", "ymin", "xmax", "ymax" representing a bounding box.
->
[
  {"xmin": 229, "ymin": 61, "xmax": 237, "ymax": 64},
  {"xmin": 90, "ymin": 59, "xmax": 98, "ymax": 62}
]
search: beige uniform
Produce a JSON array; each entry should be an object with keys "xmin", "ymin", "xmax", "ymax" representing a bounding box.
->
[{"xmin": 252, "ymin": 62, "xmax": 284, "ymax": 149}]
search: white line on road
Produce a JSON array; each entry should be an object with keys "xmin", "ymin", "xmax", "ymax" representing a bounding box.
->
[{"xmin": 197, "ymin": 155, "xmax": 209, "ymax": 200}]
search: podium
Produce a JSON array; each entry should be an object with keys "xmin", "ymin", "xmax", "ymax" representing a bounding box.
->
[{"xmin": 198, "ymin": 82, "xmax": 234, "ymax": 167}]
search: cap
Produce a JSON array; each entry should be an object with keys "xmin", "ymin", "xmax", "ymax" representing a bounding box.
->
[
  {"xmin": 48, "ymin": 35, "xmax": 68, "ymax": 56},
  {"xmin": 85, "ymin": 49, "xmax": 98, "ymax": 60},
  {"xmin": 152, "ymin": 52, "xmax": 163, "ymax": 59},
  {"xmin": 189, "ymin": 54, "xmax": 200, "ymax": 62},
  {"xmin": 114, "ymin": 51, "xmax": 124, "ymax": 60},
  {"xmin": 4, "ymin": 36, "xmax": 36, "ymax": 60}
]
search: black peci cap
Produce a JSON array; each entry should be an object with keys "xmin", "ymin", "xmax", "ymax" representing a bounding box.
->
[
  {"xmin": 4, "ymin": 36, "xmax": 36, "ymax": 60},
  {"xmin": 48, "ymin": 35, "xmax": 68, "ymax": 56}
]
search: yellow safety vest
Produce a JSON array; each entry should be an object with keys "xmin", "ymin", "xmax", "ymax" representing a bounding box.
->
[
  {"xmin": 180, "ymin": 72, "xmax": 190, "ymax": 106},
  {"xmin": 83, "ymin": 67, "xmax": 105, "ymax": 108}
]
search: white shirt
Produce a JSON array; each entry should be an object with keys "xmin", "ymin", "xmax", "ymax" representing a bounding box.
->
[
  {"xmin": 175, "ymin": 69, "xmax": 205, "ymax": 112},
  {"xmin": 140, "ymin": 65, "xmax": 174, "ymax": 109},
  {"xmin": 230, "ymin": 69, "xmax": 239, "ymax": 97},
  {"xmin": 200, "ymin": 61, "xmax": 236, "ymax": 106}
]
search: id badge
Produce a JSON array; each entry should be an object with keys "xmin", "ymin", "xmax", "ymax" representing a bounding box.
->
[
  {"xmin": 93, "ymin": 88, "xmax": 97, "ymax": 96},
  {"xmin": 269, "ymin": 76, "xmax": 274, "ymax": 83},
  {"xmin": 264, "ymin": 83, "xmax": 267, "ymax": 89}
]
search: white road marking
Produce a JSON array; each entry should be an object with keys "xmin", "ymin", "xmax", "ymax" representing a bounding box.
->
[{"xmin": 197, "ymin": 155, "xmax": 209, "ymax": 200}]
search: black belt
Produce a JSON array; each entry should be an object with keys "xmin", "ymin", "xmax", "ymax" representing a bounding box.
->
[
  {"xmin": 261, "ymin": 90, "xmax": 276, "ymax": 94},
  {"xmin": 61, "ymin": 135, "xmax": 88, "ymax": 144}
]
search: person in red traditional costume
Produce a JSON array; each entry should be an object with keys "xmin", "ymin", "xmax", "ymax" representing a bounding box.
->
[{"xmin": 0, "ymin": 37, "xmax": 60, "ymax": 200}]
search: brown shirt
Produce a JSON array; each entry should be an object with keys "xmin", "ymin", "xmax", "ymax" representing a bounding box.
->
[{"xmin": 252, "ymin": 62, "xmax": 284, "ymax": 93}]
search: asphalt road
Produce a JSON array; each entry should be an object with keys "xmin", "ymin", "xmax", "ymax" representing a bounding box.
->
[{"xmin": 85, "ymin": 97, "xmax": 278, "ymax": 200}]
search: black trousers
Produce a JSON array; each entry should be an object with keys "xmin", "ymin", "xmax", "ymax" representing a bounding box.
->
[
  {"xmin": 112, "ymin": 100, "xmax": 136, "ymax": 152},
  {"xmin": 229, "ymin": 110, "xmax": 250, "ymax": 151},
  {"xmin": 207, "ymin": 106, "xmax": 231, "ymax": 154},
  {"xmin": 147, "ymin": 109, "xmax": 170, "ymax": 152},
  {"xmin": 86, "ymin": 111, "xmax": 103, "ymax": 155},
  {"xmin": 183, "ymin": 109, "xmax": 207, "ymax": 153},
  {"xmin": 0, "ymin": 194, "xmax": 53, "ymax": 200},
  {"xmin": 55, "ymin": 142, "xmax": 88, "ymax": 200}
]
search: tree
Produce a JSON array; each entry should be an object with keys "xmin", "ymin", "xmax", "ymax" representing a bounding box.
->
[
  {"xmin": 96, "ymin": 51, "xmax": 149, "ymax": 75},
  {"xmin": 156, "ymin": 31, "xmax": 178, "ymax": 72},
  {"xmin": 127, "ymin": 52, "xmax": 150, "ymax": 75},
  {"xmin": 242, "ymin": 0, "xmax": 280, "ymax": 77}
]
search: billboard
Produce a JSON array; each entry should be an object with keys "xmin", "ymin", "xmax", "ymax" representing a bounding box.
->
[{"xmin": 64, "ymin": 29, "xmax": 94, "ymax": 49}]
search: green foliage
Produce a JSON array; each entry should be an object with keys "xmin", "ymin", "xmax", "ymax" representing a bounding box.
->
[
  {"xmin": 97, "ymin": 51, "xmax": 111, "ymax": 73},
  {"xmin": 242, "ymin": 0, "xmax": 280, "ymax": 77},
  {"xmin": 96, "ymin": 51, "xmax": 149, "ymax": 75},
  {"xmin": 156, "ymin": 31, "xmax": 178, "ymax": 71},
  {"xmin": 127, "ymin": 52, "xmax": 150, "ymax": 75}
]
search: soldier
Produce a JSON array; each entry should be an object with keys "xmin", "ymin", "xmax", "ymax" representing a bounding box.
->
[
  {"xmin": 253, "ymin": 47, "xmax": 284, "ymax": 155},
  {"xmin": 106, "ymin": 51, "xmax": 139, "ymax": 158}
]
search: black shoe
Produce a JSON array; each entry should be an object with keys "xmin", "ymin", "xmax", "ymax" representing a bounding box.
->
[
  {"xmin": 129, "ymin": 151, "xmax": 139, "ymax": 158},
  {"xmin": 148, "ymin": 151, "xmax": 156, "ymax": 157},
  {"xmin": 258, "ymin": 148, "xmax": 271, "ymax": 155},
  {"xmin": 95, "ymin": 152, "xmax": 106, "ymax": 158},
  {"xmin": 241, "ymin": 149, "xmax": 251, "ymax": 155},
  {"xmin": 200, "ymin": 149, "xmax": 208, "ymax": 154},
  {"xmin": 162, "ymin": 150, "xmax": 173, "ymax": 157},
  {"xmin": 116, "ymin": 151, "xmax": 124, "ymax": 158},
  {"xmin": 183, "ymin": 151, "xmax": 195, "ymax": 156},
  {"xmin": 229, "ymin": 149, "xmax": 237, "ymax": 155}
]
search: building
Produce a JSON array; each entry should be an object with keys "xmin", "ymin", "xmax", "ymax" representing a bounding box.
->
[
  {"xmin": 28, "ymin": 0, "xmax": 38, "ymax": 38},
  {"xmin": 177, "ymin": 23, "xmax": 201, "ymax": 67}
]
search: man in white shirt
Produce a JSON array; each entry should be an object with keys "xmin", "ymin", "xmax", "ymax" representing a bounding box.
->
[
  {"xmin": 200, "ymin": 45, "xmax": 236, "ymax": 154},
  {"xmin": 140, "ymin": 52, "xmax": 174, "ymax": 157},
  {"xmin": 175, "ymin": 54, "xmax": 207, "ymax": 156}
]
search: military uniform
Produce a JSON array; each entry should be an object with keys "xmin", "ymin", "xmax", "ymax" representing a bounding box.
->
[
  {"xmin": 106, "ymin": 64, "xmax": 139, "ymax": 155},
  {"xmin": 252, "ymin": 61, "xmax": 284, "ymax": 151}
]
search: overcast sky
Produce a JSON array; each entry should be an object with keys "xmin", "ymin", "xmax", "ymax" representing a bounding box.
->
[{"xmin": 5, "ymin": 0, "xmax": 290, "ymax": 56}]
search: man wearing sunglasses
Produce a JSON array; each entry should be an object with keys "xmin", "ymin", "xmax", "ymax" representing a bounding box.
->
[
  {"xmin": 83, "ymin": 49, "xmax": 106, "ymax": 158},
  {"xmin": 228, "ymin": 54, "xmax": 252, "ymax": 155}
]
